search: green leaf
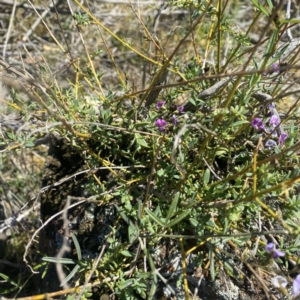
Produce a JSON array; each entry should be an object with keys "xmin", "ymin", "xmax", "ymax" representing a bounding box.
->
[
  {"xmin": 279, "ymin": 19, "xmax": 300, "ymax": 24},
  {"xmin": 209, "ymin": 249, "xmax": 215, "ymax": 281},
  {"xmin": 145, "ymin": 208, "xmax": 165, "ymax": 227},
  {"xmin": 71, "ymin": 233, "xmax": 82, "ymax": 260},
  {"xmin": 0, "ymin": 273, "xmax": 18, "ymax": 287},
  {"xmin": 165, "ymin": 192, "xmax": 180, "ymax": 223},
  {"xmin": 266, "ymin": 0, "xmax": 273, "ymax": 10},
  {"xmin": 157, "ymin": 169, "xmax": 164, "ymax": 177},
  {"xmin": 249, "ymin": 73, "xmax": 261, "ymax": 88},
  {"xmin": 120, "ymin": 250, "xmax": 133, "ymax": 257},
  {"xmin": 42, "ymin": 257, "xmax": 76, "ymax": 264},
  {"xmin": 60, "ymin": 264, "xmax": 80, "ymax": 287},
  {"xmin": 165, "ymin": 209, "xmax": 190, "ymax": 228},
  {"xmin": 264, "ymin": 29, "xmax": 278, "ymax": 59},
  {"xmin": 119, "ymin": 278, "xmax": 135, "ymax": 290},
  {"xmin": 6, "ymin": 132, "xmax": 15, "ymax": 141},
  {"xmin": 135, "ymin": 133, "xmax": 149, "ymax": 148},
  {"xmin": 25, "ymin": 139, "xmax": 35, "ymax": 147},
  {"xmin": 203, "ymin": 168, "xmax": 210, "ymax": 185},
  {"xmin": 230, "ymin": 120, "xmax": 249, "ymax": 127},
  {"xmin": 143, "ymin": 247, "xmax": 157, "ymax": 300},
  {"xmin": 251, "ymin": 0, "xmax": 270, "ymax": 16},
  {"xmin": 115, "ymin": 204, "xmax": 131, "ymax": 224},
  {"xmin": 270, "ymin": 44, "xmax": 289, "ymax": 63},
  {"xmin": 128, "ymin": 222, "xmax": 139, "ymax": 243}
]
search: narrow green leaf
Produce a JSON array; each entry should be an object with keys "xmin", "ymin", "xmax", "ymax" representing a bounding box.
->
[
  {"xmin": 223, "ymin": 260, "xmax": 235, "ymax": 277},
  {"xmin": 251, "ymin": 0, "xmax": 270, "ymax": 16},
  {"xmin": 266, "ymin": 0, "xmax": 273, "ymax": 10},
  {"xmin": 249, "ymin": 73, "xmax": 261, "ymax": 88},
  {"xmin": 209, "ymin": 249, "xmax": 215, "ymax": 281},
  {"xmin": 293, "ymin": 234, "xmax": 300, "ymax": 247},
  {"xmin": 165, "ymin": 193, "xmax": 180, "ymax": 223},
  {"xmin": 114, "ymin": 204, "xmax": 131, "ymax": 224},
  {"xmin": 134, "ymin": 122, "xmax": 151, "ymax": 127},
  {"xmin": 270, "ymin": 44, "xmax": 289, "ymax": 63},
  {"xmin": 144, "ymin": 247, "xmax": 157, "ymax": 300},
  {"xmin": 0, "ymin": 273, "xmax": 18, "ymax": 287},
  {"xmin": 203, "ymin": 168, "xmax": 210, "ymax": 185},
  {"xmin": 120, "ymin": 250, "xmax": 133, "ymax": 257},
  {"xmin": 42, "ymin": 257, "xmax": 76, "ymax": 264},
  {"xmin": 230, "ymin": 120, "xmax": 249, "ymax": 127},
  {"xmin": 71, "ymin": 233, "xmax": 82, "ymax": 260},
  {"xmin": 60, "ymin": 264, "xmax": 80, "ymax": 287},
  {"xmin": 119, "ymin": 278, "xmax": 135, "ymax": 290},
  {"xmin": 128, "ymin": 222, "xmax": 139, "ymax": 243},
  {"xmin": 137, "ymin": 199, "xmax": 142, "ymax": 222},
  {"xmin": 279, "ymin": 19, "xmax": 300, "ymax": 24},
  {"xmin": 148, "ymin": 281, "xmax": 157, "ymax": 300},
  {"xmin": 145, "ymin": 208, "xmax": 165, "ymax": 227},
  {"xmin": 165, "ymin": 209, "xmax": 190, "ymax": 228},
  {"xmin": 264, "ymin": 29, "xmax": 278, "ymax": 58}
]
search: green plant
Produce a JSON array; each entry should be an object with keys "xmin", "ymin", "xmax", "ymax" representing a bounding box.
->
[{"xmin": 1, "ymin": 0, "xmax": 300, "ymax": 299}]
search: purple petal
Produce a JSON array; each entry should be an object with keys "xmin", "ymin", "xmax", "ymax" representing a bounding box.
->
[
  {"xmin": 266, "ymin": 243, "xmax": 285, "ymax": 258},
  {"xmin": 273, "ymin": 249, "xmax": 285, "ymax": 259},
  {"xmin": 269, "ymin": 103, "xmax": 276, "ymax": 109},
  {"xmin": 265, "ymin": 139, "xmax": 277, "ymax": 149},
  {"xmin": 266, "ymin": 243, "xmax": 275, "ymax": 253},
  {"xmin": 155, "ymin": 119, "xmax": 167, "ymax": 132},
  {"xmin": 156, "ymin": 101, "xmax": 166, "ymax": 110},
  {"xmin": 251, "ymin": 118, "xmax": 265, "ymax": 131},
  {"xmin": 270, "ymin": 63, "xmax": 280, "ymax": 74},
  {"xmin": 272, "ymin": 276, "xmax": 288, "ymax": 288},
  {"xmin": 155, "ymin": 119, "xmax": 167, "ymax": 127},
  {"xmin": 279, "ymin": 133, "xmax": 288, "ymax": 144},
  {"xmin": 178, "ymin": 106, "xmax": 184, "ymax": 113},
  {"xmin": 293, "ymin": 275, "xmax": 300, "ymax": 296},
  {"xmin": 269, "ymin": 115, "xmax": 279, "ymax": 127}
]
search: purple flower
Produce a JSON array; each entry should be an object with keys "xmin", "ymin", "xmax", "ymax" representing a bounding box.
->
[
  {"xmin": 155, "ymin": 119, "xmax": 167, "ymax": 132},
  {"xmin": 270, "ymin": 63, "xmax": 280, "ymax": 74},
  {"xmin": 269, "ymin": 103, "xmax": 276, "ymax": 109},
  {"xmin": 265, "ymin": 139, "xmax": 277, "ymax": 149},
  {"xmin": 172, "ymin": 115, "xmax": 178, "ymax": 125},
  {"xmin": 269, "ymin": 115, "xmax": 279, "ymax": 127},
  {"xmin": 272, "ymin": 276, "xmax": 288, "ymax": 289},
  {"xmin": 279, "ymin": 133, "xmax": 288, "ymax": 144},
  {"xmin": 174, "ymin": 105, "xmax": 184, "ymax": 113},
  {"xmin": 251, "ymin": 118, "xmax": 265, "ymax": 131},
  {"xmin": 266, "ymin": 243, "xmax": 285, "ymax": 259},
  {"xmin": 156, "ymin": 101, "xmax": 166, "ymax": 110},
  {"xmin": 293, "ymin": 275, "xmax": 300, "ymax": 297}
]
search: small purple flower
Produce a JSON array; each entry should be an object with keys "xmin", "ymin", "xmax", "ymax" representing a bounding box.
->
[
  {"xmin": 156, "ymin": 101, "xmax": 166, "ymax": 110},
  {"xmin": 155, "ymin": 119, "xmax": 167, "ymax": 132},
  {"xmin": 293, "ymin": 275, "xmax": 300, "ymax": 297},
  {"xmin": 269, "ymin": 115, "xmax": 279, "ymax": 127},
  {"xmin": 272, "ymin": 276, "xmax": 288, "ymax": 289},
  {"xmin": 265, "ymin": 139, "xmax": 277, "ymax": 149},
  {"xmin": 174, "ymin": 105, "xmax": 184, "ymax": 113},
  {"xmin": 270, "ymin": 63, "xmax": 280, "ymax": 74},
  {"xmin": 269, "ymin": 103, "xmax": 276, "ymax": 109},
  {"xmin": 266, "ymin": 243, "xmax": 285, "ymax": 259},
  {"xmin": 251, "ymin": 118, "xmax": 265, "ymax": 131},
  {"xmin": 279, "ymin": 133, "xmax": 288, "ymax": 144},
  {"xmin": 172, "ymin": 115, "xmax": 178, "ymax": 125}
]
